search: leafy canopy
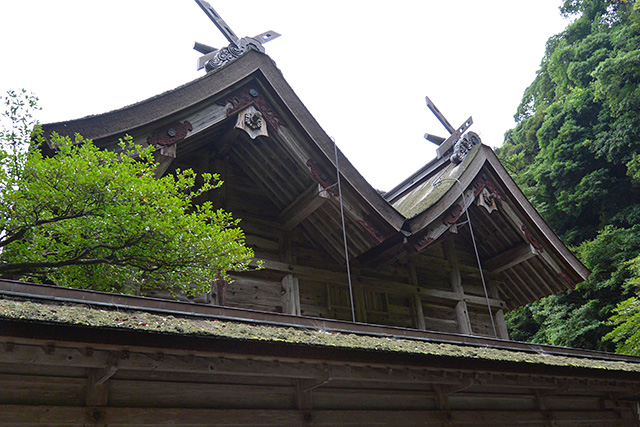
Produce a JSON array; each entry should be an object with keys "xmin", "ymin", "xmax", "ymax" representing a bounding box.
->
[
  {"xmin": 499, "ymin": 0, "xmax": 640, "ymax": 351},
  {"xmin": 0, "ymin": 89, "xmax": 254, "ymax": 295}
]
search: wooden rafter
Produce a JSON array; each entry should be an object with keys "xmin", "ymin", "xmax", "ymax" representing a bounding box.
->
[
  {"xmin": 279, "ymin": 184, "xmax": 330, "ymax": 231},
  {"xmin": 483, "ymin": 242, "xmax": 538, "ymax": 275}
]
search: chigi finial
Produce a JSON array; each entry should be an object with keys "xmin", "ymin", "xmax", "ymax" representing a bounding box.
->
[
  {"xmin": 423, "ymin": 96, "xmax": 479, "ymax": 164},
  {"xmin": 193, "ymin": 0, "xmax": 281, "ymax": 72}
]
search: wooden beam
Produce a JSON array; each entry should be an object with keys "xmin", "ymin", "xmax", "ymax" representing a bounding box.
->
[
  {"xmin": 248, "ymin": 258, "xmax": 505, "ymax": 309},
  {"xmin": 85, "ymin": 367, "xmax": 114, "ymax": 407},
  {"xmin": 153, "ymin": 153, "xmax": 174, "ymax": 179},
  {"xmin": 0, "ymin": 406, "xmax": 627, "ymax": 426},
  {"xmin": 498, "ymin": 202, "xmax": 569, "ymax": 285},
  {"xmin": 484, "ymin": 243, "xmax": 538, "ymax": 275},
  {"xmin": 0, "ymin": 342, "xmax": 468, "ymax": 386},
  {"xmin": 279, "ymin": 184, "xmax": 329, "ymax": 231}
]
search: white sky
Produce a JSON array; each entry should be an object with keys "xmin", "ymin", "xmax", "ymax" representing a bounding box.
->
[{"xmin": 1, "ymin": 1, "xmax": 569, "ymax": 191}]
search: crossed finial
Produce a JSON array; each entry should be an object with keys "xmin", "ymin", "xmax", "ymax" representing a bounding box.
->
[
  {"xmin": 423, "ymin": 96, "xmax": 477, "ymax": 162},
  {"xmin": 193, "ymin": 0, "xmax": 280, "ymax": 72}
]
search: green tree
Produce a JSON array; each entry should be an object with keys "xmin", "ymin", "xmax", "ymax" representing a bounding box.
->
[
  {"xmin": 499, "ymin": 1, "xmax": 640, "ymax": 350},
  {"xmin": 0, "ymin": 89, "xmax": 254, "ymax": 295}
]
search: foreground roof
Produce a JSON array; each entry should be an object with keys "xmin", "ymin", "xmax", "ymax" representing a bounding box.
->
[
  {"xmin": 0, "ymin": 279, "xmax": 636, "ymax": 373},
  {"xmin": 3, "ymin": 281, "xmax": 640, "ymax": 425}
]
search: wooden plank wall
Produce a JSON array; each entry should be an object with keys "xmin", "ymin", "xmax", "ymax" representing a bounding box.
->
[
  {"xmin": 171, "ymin": 146, "xmax": 511, "ymax": 338},
  {"xmin": 1, "ymin": 341, "xmax": 638, "ymax": 426}
]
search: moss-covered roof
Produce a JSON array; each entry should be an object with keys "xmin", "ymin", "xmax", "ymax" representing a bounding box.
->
[
  {"xmin": 391, "ymin": 145, "xmax": 481, "ymax": 218},
  {"xmin": 2, "ymin": 296, "xmax": 640, "ymax": 374}
]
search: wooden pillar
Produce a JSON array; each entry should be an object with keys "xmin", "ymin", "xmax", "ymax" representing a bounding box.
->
[
  {"xmin": 279, "ymin": 234, "xmax": 301, "ymax": 316},
  {"xmin": 86, "ymin": 367, "xmax": 115, "ymax": 407},
  {"xmin": 281, "ymin": 274, "xmax": 301, "ymax": 316},
  {"xmin": 212, "ymin": 157, "xmax": 227, "ymax": 209},
  {"xmin": 444, "ymin": 239, "xmax": 472, "ymax": 335},
  {"xmin": 295, "ymin": 379, "xmax": 313, "ymax": 410},
  {"xmin": 495, "ymin": 309, "xmax": 510, "ymax": 340},
  {"xmin": 408, "ymin": 262, "xmax": 426, "ymax": 330},
  {"xmin": 489, "ymin": 282, "xmax": 509, "ymax": 339},
  {"xmin": 211, "ymin": 278, "xmax": 226, "ymax": 306},
  {"xmin": 348, "ymin": 270, "xmax": 367, "ymax": 323}
]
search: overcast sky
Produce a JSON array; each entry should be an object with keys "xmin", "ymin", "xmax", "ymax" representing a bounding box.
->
[{"xmin": 1, "ymin": 1, "xmax": 569, "ymax": 190}]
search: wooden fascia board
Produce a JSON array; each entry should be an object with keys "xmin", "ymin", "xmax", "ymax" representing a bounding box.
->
[
  {"xmin": 41, "ymin": 56, "xmax": 269, "ymax": 146},
  {"xmin": 483, "ymin": 150, "xmax": 590, "ymax": 283}
]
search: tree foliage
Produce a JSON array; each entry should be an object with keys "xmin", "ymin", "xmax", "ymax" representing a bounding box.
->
[
  {"xmin": 498, "ymin": 1, "xmax": 640, "ymax": 351},
  {"xmin": 0, "ymin": 89, "xmax": 254, "ymax": 295}
]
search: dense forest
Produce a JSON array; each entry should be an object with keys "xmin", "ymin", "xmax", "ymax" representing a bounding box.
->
[{"xmin": 497, "ymin": 0, "xmax": 640, "ymax": 353}]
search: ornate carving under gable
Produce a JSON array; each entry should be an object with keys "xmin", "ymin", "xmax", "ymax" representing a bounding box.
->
[
  {"xmin": 218, "ymin": 87, "xmax": 288, "ymax": 132},
  {"xmin": 234, "ymin": 105, "xmax": 268, "ymax": 139},
  {"xmin": 147, "ymin": 121, "xmax": 193, "ymax": 147},
  {"xmin": 472, "ymin": 173, "xmax": 504, "ymax": 214}
]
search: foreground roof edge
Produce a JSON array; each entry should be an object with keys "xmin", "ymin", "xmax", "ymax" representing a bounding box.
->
[{"xmin": 0, "ymin": 278, "xmax": 635, "ymax": 371}]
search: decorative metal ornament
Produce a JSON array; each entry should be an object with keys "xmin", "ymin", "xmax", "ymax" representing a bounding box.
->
[
  {"xmin": 450, "ymin": 131, "xmax": 481, "ymax": 165},
  {"xmin": 413, "ymin": 235, "xmax": 435, "ymax": 251},
  {"xmin": 204, "ymin": 44, "xmax": 245, "ymax": 72},
  {"xmin": 357, "ymin": 219, "xmax": 385, "ymax": 244},
  {"xmin": 244, "ymin": 111, "xmax": 263, "ymax": 130},
  {"xmin": 219, "ymin": 87, "xmax": 287, "ymax": 132},
  {"xmin": 521, "ymin": 225, "xmax": 544, "ymax": 252},
  {"xmin": 443, "ymin": 204, "xmax": 463, "ymax": 225},
  {"xmin": 147, "ymin": 121, "xmax": 193, "ymax": 147},
  {"xmin": 306, "ymin": 159, "xmax": 338, "ymax": 196}
]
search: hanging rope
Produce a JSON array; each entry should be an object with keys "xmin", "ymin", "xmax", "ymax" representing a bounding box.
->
[
  {"xmin": 332, "ymin": 138, "xmax": 356, "ymax": 323},
  {"xmin": 433, "ymin": 176, "xmax": 498, "ymax": 338}
]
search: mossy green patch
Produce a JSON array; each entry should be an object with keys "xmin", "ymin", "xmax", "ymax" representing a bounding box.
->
[
  {"xmin": 2, "ymin": 296, "xmax": 640, "ymax": 373},
  {"xmin": 393, "ymin": 145, "xmax": 481, "ymax": 219}
]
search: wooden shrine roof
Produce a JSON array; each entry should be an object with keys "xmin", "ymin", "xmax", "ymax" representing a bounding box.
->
[{"xmin": 40, "ymin": 49, "xmax": 588, "ymax": 307}]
